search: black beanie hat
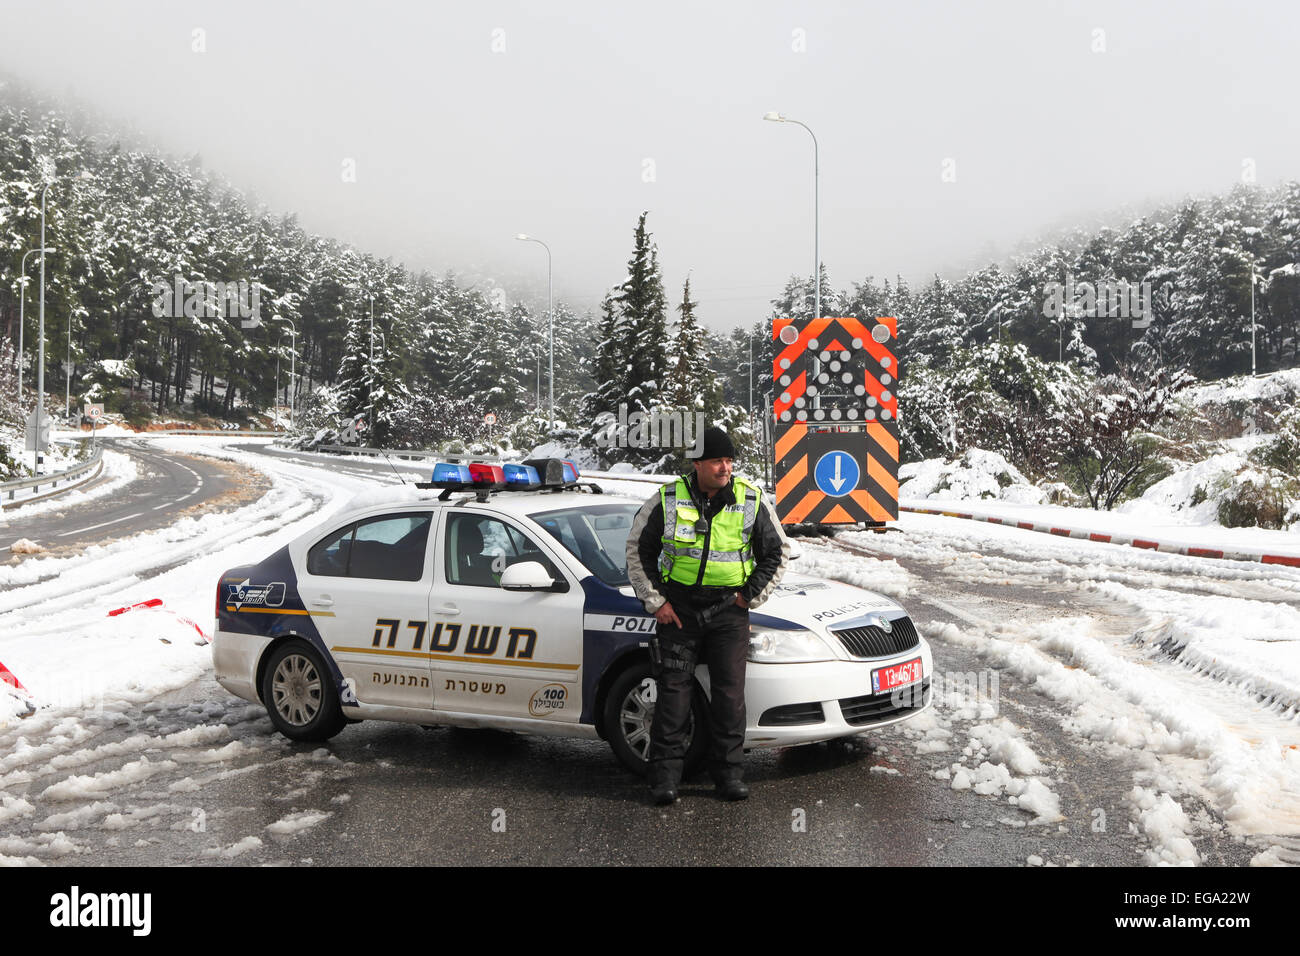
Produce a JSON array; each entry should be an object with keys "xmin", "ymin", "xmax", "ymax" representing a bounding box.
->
[{"xmin": 691, "ymin": 426, "xmax": 736, "ymax": 460}]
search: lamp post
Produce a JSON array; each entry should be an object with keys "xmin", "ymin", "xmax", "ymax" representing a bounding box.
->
[
  {"xmin": 65, "ymin": 308, "xmax": 74, "ymax": 419},
  {"xmin": 17, "ymin": 246, "xmax": 55, "ymax": 402},
  {"xmin": 35, "ymin": 184, "xmax": 52, "ymax": 470},
  {"xmin": 515, "ymin": 234, "xmax": 553, "ymax": 429},
  {"xmin": 274, "ymin": 316, "xmax": 297, "ymax": 428},
  {"xmin": 764, "ymin": 112, "xmax": 820, "ymax": 322},
  {"xmin": 1250, "ymin": 259, "xmax": 1258, "ymax": 378}
]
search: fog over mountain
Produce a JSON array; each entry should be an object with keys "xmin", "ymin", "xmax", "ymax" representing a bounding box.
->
[{"xmin": 1, "ymin": 0, "xmax": 1297, "ymax": 328}]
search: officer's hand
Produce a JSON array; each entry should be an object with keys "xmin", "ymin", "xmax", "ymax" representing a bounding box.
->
[
  {"xmin": 735, "ymin": 593, "xmax": 749, "ymax": 608},
  {"xmin": 655, "ymin": 602, "xmax": 683, "ymax": 627}
]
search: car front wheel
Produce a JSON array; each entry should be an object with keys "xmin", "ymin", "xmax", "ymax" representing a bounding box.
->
[
  {"xmin": 261, "ymin": 639, "xmax": 347, "ymax": 742},
  {"xmin": 603, "ymin": 661, "xmax": 709, "ymax": 777}
]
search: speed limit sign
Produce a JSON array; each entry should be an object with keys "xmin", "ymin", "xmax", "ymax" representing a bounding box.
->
[
  {"xmin": 84, "ymin": 404, "xmax": 104, "ymax": 421},
  {"xmin": 484, "ymin": 412, "xmax": 497, "ymax": 425}
]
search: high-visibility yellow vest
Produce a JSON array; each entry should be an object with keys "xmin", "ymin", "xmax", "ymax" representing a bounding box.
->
[{"xmin": 659, "ymin": 476, "xmax": 760, "ymax": 587}]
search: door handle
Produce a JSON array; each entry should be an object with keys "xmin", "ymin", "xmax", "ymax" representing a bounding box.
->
[
  {"xmin": 432, "ymin": 604, "xmax": 461, "ymax": 616},
  {"xmin": 309, "ymin": 596, "xmax": 335, "ymax": 607}
]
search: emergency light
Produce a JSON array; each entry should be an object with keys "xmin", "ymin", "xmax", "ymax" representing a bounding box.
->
[
  {"xmin": 430, "ymin": 462, "xmax": 472, "ymax": 488},
  {"xmin": 503, "ymin": 463, "xmax": 541, "ymax": 489},
  {"xmin": 468, "ymin": 463, "xmax": 506, "ymax": 490}
]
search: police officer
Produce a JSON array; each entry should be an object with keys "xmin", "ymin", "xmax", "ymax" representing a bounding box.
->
[{"xmin": 626, "ymin": 426, "xmax": 790, "ymax": 804}]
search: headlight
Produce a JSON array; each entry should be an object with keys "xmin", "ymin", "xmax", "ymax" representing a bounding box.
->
[{"xmin": 748, "ymin": 628, "xmax": 836, "ymax": 663}]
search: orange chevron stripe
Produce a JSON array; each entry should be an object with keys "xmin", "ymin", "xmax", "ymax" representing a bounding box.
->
[
  {"xmin": 774, "ymin": 423, "xmax": 806, "ymax": 463},
  {"xmin": 861, "ymin": 368, "xmax": 895, "ymax": 415},
  {"xmin": 773, "ymin": 370, "xmax": 806, "ymax": 417},
  {"xmin": 850, "ymin": 489, "xmax": 893, "ymax": 521},
  {"xmin": 774, "ymin": 316, "xmax": 832, "ymax": 376},
  {"xmin": 866, "ymin": 453, "xmax": 899, "ymax": 500},
  {"xmin": 823, "ymin": 504, "xmax": 854, "ymax": 523},
  {"xmin": 775, "ymin": 453, "xmax": 808, "ymax": 504},
  {"xmin": 782, "ymin": 489, "xmax": 823, "ymax": 524},
  {"xmin": 868, "ymin": 422, "xmax": 899, "ymax": 462}
]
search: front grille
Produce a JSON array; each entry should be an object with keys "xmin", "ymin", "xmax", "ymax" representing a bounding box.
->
[
  {"xmin": 758, "ymin": 701, "xmax": 825, "ymax": 726},
  {"xmin": 831, "ymin": 616, "xmax": 920, "ymax": 659},
  {"xmin": 839, "ymin": 679, "xmax": 930, "ymax": 726}
]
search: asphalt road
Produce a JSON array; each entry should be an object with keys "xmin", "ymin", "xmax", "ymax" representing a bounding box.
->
[
  {"xmin": 0, "ymin": 439, "xmax": 247, "ymax": 555},
  {"xmin": 0, "ymin": 444, "xmax": 1275, "ymax": 866}
]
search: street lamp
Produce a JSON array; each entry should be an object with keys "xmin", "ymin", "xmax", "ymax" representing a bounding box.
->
[
  {"xmin": 274, "ymin": 316, "xmax": 297, "ymax": 428},
  {"xmin": 35, "ymin": 184, "xmax": 52, "ymax": 470},
  {"xmin": 515, "ymin": 234, "xmax": 553, "ymax": 429},
  {"xmin": 1250, "ymin": 259, "xmax": 1258, "ymax": 378},
  {"xmin": 65, "ymin": 308, "xmax": 74, "ymax": 419},
  {"xmin": 764, "ymin": 112, "xmax": 820, "ymax": 322},
  {"xmin": 17, "ymin": 246, "xmax": 55, "ymax": 402}
]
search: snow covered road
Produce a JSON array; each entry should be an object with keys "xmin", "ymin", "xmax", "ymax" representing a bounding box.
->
[
  {"xmin": 1, "ymin": 440, "xmax": 1296, "ymax": 865},
  {"xmin": 824, "ymin": 511, "xmax": 1300, "ymax": 865}
]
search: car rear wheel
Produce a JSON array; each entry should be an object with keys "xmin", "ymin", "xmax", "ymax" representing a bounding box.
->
[
  {"xmin": 261, "ymin": 639, "xmax": 347, "ymax": 742},
  {"xmin": 603, "ymin": 661, "xmax": 709, "ymax": 777}
]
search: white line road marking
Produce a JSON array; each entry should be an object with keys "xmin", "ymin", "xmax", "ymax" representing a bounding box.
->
[
  {"xmin": 153, "ymin": 503, "xmax": 170, "ymax": 510},
  {"xmin": 57, "ymin": 511, "xmax": 145, "ymax": 537}
]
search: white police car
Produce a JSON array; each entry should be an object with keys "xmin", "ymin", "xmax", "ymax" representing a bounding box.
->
[{"xmin": 212, "ymin": 459, "xmax": 932, "ymax": 774}]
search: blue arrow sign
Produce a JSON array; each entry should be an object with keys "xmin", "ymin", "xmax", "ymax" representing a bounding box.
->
[{"xmin": 813, "ymin": 450, "xmax": 860, "ymax": 498}]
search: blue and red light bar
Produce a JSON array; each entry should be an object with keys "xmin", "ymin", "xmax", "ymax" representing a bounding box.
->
[{"xmin": 424, "ymin": 458, "xmax": 579, "ymax": 494}]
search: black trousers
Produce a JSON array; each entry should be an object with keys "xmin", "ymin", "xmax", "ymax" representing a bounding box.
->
[{"xmin": 647, "ymin": 602, "xmax": 749, "ymax": 784}]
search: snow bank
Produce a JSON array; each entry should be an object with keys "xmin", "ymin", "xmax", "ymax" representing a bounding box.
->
[{"xmin": 900, "ymin": 449, "xmax": 1046, "ymax": 505}]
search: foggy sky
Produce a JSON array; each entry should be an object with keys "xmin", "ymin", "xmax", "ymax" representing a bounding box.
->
[{"xmin": 2, "ymin": 0, "xmax": 1296, "ymax": 330}]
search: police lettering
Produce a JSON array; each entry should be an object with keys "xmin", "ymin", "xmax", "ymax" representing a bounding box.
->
[{"xmin": 609, "ymin": 616, "xmax": 656, "ymax": 633}]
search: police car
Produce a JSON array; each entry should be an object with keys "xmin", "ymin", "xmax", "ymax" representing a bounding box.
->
[{"xmin": 212, "ymin": 459, "xmax": 932, "ymax": 775}]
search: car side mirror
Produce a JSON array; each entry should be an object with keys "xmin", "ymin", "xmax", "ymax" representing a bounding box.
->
[{"xmin": 500, "ymin": 561, "xmax": 560, "ymax": 591}]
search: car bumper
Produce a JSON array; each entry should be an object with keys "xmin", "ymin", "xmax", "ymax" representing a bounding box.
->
[
  {"xmin": 212, "ymin": 629, "xmax": 271, "ymax": 705},
  {"xmin": 740, "ymin": 639, "xmax": 933, "ymax": 748}
]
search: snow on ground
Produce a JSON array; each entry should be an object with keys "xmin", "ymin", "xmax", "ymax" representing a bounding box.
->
[
  {"xmin": 828, "ymin": 508, "xmax": 1300, "ymax": 862},
  {"xmin": 0, "ymin": 447, "xmax": 137, "ymax": 522},
  {"xmin": 0, "ymin": 435, "xmax": 390, "ymax": 727},
  {"xmin": 1187, "ymin": 367, "xmax": 1300, "ymax": 408},
  {"xmin": 900, "ymin": 449, "xmax": 1048, "ymax": 505},
  {"xmin": 4, "ymin": 439, "xmax": 1299, "ymax": 863}
]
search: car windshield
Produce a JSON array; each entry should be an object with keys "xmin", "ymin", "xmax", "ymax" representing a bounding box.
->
[{"xmin": 530, "ymin": 502, "xmax": 640, "ymax": 587}]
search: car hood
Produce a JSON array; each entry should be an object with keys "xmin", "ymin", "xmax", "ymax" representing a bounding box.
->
[
  {"xmin": 750, "ymin": 572, "xmax": 907, "ymax": 634},
  {"xmin": 619, "ymin": 571, "xmax": 906, "ymax": 635}
]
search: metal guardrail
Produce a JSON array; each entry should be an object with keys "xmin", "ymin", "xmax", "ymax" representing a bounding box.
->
[
  {"xmin": 315, "ymin": 444, "xmax": 445, "ymax": 461},
  {"xmin": 1, "ymin": 445, "xmax": 104, "ymax": 507},
  {"xmin": 144, "ymin": 429, "xmax": 281, "ymax": 436}
]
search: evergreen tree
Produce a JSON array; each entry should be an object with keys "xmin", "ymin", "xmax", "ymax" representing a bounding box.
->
[{"xmin": 612, "ymin": 212, "xmax": 670, "ymax": 416}]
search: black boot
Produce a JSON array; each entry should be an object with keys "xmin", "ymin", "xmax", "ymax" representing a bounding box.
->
[
  {"xmin": 714, "ymin": 775, "xmax": 749, "ymax": 801},
  {"xmin": 648, "ymin": 765, "xmax": 679, "ymax": 805}
]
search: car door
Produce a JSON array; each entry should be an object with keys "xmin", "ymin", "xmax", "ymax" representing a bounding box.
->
[
  {"xmin": 430, "ymin": 509, "xmax": 585, "ymax": 723},
  {"xmin": 296, "ymin": 508, "xmax": 440, "ymax": 712}
]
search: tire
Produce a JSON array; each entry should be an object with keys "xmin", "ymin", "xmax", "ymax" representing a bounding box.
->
[
  {"xmin": 261, "ymin": 639, "xmax": 348, "ymax": 742},
  {"xmin": 602, "ymin": 660, "xmax": 709, "ymax": 777}
]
